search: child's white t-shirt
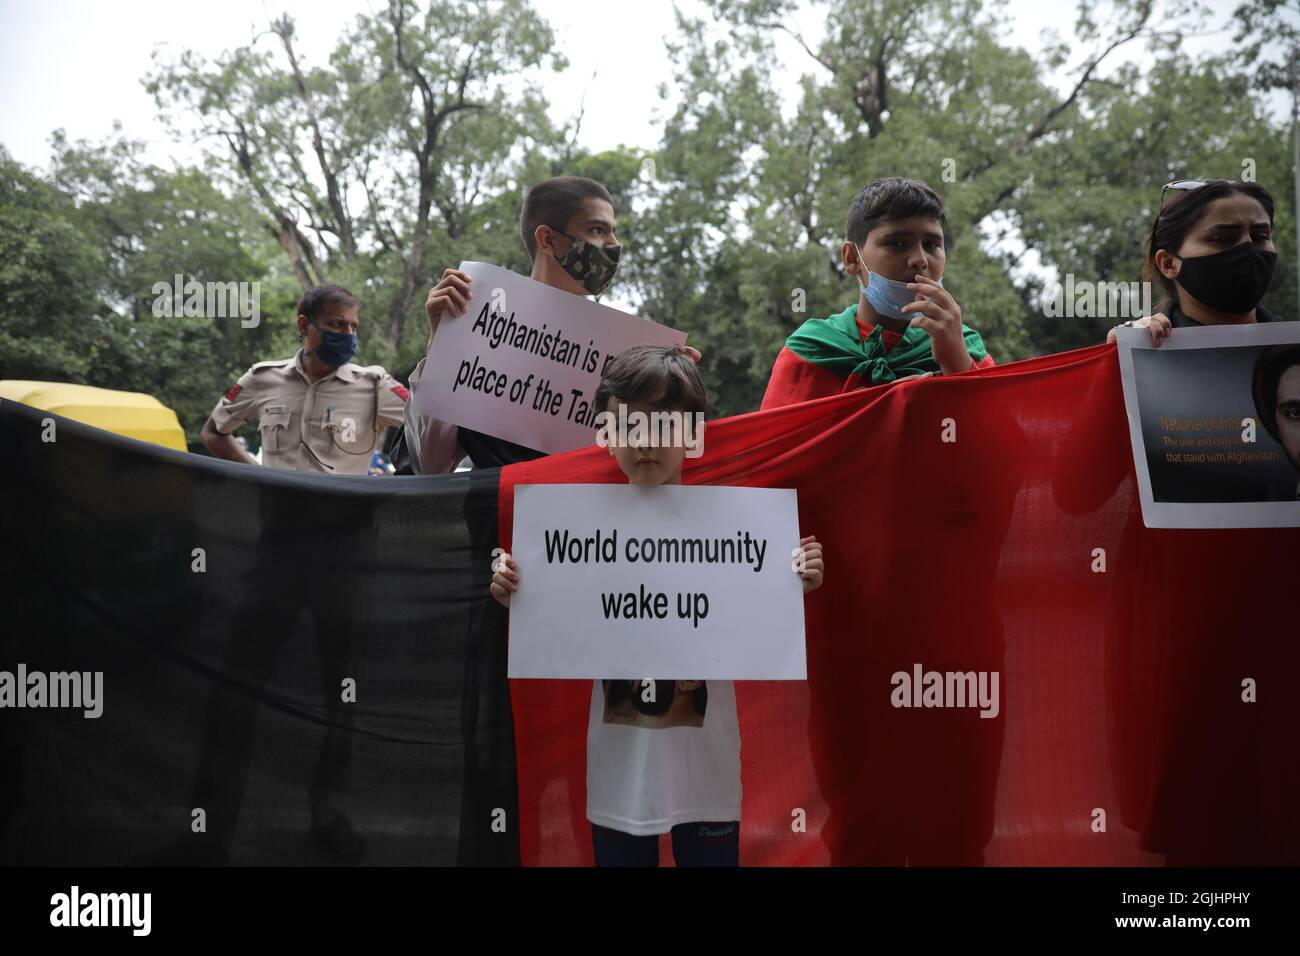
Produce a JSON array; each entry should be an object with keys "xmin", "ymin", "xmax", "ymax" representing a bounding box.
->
[{"xmin": 585, "ymin": 678, "xmax": 742, "ymax": 836}]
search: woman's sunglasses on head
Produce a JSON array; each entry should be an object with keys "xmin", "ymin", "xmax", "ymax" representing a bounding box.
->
[
  {"xmin": 1158, "ymin": 177, "xmax": 1242, "ymax": 208},
  {"xmin": 1150, "ymin": 177, "xmax": 1240, "ymax": 236}
]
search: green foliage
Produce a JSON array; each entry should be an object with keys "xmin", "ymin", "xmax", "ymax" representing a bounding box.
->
[
  {"xmin": 145, "ymin": 0, "xmax": 569, "ymax": 359},
  {"xmin": 634, "ymin": 0, "xmax": 1296, "ymax": 407},
  {"xmin": 1232, "ymin": 0, "xmax": 1300, "ymax": 93},
  {"xmin": 0, "ymin": 147, "xmax": 109, "ymax": 381},
  {"xmin": 1013, "ymin": 53, "xmax": 1296, "ymax": 351},
  {"xmin": 1, "ymin": 133, "xmax": 292, "ymax": 445},
  {"xmin": 1, "ymin": 0, "xmax": 1294, "ymax": 433}
]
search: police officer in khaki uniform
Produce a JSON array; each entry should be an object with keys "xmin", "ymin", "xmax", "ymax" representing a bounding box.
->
[
  {"xmin": 201, "ymin": 285, "xmax": 409, "ymax": 474},
  {"xmin": 188, "ymin": 284, "xmax": 405, "ymax": 864}
]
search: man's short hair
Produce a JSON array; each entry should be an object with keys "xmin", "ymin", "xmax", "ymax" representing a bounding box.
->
[
  {"xmin": 296, "ymin": 284, "xmax": 358, "ymax": 323},
  {"xmin": 845, "ymin": 177, "xmax": 948, "ymax": 247},
  {"xmin": 594, "ymin": 345, "xmax": 708, "ymax": 415},
  {"xmin": 519, "ymin": 176, "xmax": 614, "ymax": 261},
  {"xmin": 1252, "ymin": 344, "xmax": 1300, "ymax": 443}
]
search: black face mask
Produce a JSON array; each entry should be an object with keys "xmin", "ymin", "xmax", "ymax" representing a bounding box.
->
[{"xmin": 1173, "ymin": 241, "xmax": 1277, "ymax": 314}]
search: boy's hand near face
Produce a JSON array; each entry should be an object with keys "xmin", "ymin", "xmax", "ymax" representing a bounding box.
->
[
  {"xmin": 904, "ymin": 274, "xmax": 972, "ymax": 375},
  {"xmin": 425, "ymin": 268, "xmax": 474, "ymax": 350},
  {"xmin": 489, "ymin": 550, "xmax": 519, "ymax": 608},
  {"xmin": 796, "ymin": 535, "xmax": 824, "ymax": 594}
]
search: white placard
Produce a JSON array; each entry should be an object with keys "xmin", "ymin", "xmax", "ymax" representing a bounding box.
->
[
  {"xmin": 413, "ymin": 261, "xmax": 687, "ymax": 454},
  {"xmin": 1117, "ymin": 321, "xmax": 1300, "ymax": 528},
  {"xmin": 507, "ymin": 484, "xmax": 808, "ymax": 680}
]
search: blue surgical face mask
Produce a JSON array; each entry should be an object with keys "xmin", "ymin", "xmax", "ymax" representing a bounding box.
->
[
  {"xmin": 854, "ymin": 246, "xmax": 942, "ymax": 323},
  {"xmin": 310, "ymin": 321, "xmax": 358, "ymax": 367}
]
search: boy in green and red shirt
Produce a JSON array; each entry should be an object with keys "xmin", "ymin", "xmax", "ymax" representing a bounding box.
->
[{"xmin": 761, "ymin": 177, "xmax": 994, "ymax": 409}]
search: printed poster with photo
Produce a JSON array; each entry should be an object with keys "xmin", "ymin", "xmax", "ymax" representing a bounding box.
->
[{"xmin": 1116, "ymin": 322, "xmax": 1300, "ymax": 528}]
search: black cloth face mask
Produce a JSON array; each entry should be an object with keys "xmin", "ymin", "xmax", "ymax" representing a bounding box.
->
[{"xmin": 1172, "ymin": 241, "xmax": 1277, "ymax": 314}]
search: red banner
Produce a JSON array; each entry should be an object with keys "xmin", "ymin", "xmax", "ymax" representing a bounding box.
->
[{"xmin": 498, "ymin": 344, "xmax": 1300, "ymax": 866}]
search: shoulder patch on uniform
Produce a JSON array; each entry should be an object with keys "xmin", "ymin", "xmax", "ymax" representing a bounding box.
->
[
  {"xmin": 224, "ymin": 383, "xmax": 243, "ymax": 402},
  {"xmin": 391, "ymin": 384, "xmax": 410, "ymax": 401}
]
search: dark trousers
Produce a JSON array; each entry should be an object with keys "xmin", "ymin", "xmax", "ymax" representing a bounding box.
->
[{"xmin": 592, "ymin": 821, "xmax": 740, "ymax": 867}]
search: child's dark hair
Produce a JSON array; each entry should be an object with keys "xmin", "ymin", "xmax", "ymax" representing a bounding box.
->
[
  {"xmin": 845, "ymin": 177, "xmax": 947, "ymax": 247},
  {"xmin": 519, "ymin": 176, "xmax": 614, "ymax": 261},
  {"xmin": 296, "ymin": 284, "xmax": 358, "ymax": 322},
  {"xmin": 1252, "ymin": 344, "xmax": 1300, "ymax": 444},
  {"xmin": 1145, "ymin": 180, "xmax": 1275, "ymax": 310},
  {"xmin": 594, "ymin": 345, "xmax": 708, "ymax": 414}
]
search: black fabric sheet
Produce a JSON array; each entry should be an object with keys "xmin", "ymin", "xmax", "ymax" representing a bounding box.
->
[{"xmin": 0, "ymin": 399, "xmax": 518, "ymax": 866}]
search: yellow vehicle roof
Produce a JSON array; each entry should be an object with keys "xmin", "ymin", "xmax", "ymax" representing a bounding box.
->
[{"xmin": 0, "ymin": 380, "xmax": 188, "ymax": 452}]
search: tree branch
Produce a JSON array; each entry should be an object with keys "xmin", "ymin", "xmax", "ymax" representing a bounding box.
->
[{"xmin": 272, "ymin": 15, "xmax": 356, "ymax": 258}]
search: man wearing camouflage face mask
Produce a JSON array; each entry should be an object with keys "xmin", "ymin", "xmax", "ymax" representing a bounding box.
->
[
  {"xmin": 547, "ymin": 223, "xmax": 622, "ymax": 296},
  {"xmin": 401, "ymin": 175, "xmax": 698, "ymax": 472}
]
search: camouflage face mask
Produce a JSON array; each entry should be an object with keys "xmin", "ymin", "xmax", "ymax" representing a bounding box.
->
[{"xmin": 552, "ymin": 229, "xmax": 621, "ymax": 296}]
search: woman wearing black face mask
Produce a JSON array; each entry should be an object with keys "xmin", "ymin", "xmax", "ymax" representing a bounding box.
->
[
  {"xmin": 1059, "ymin": 180, "xmax": 1299, "ymax": 866},
  {"xmin": 1107, "ymin": 179, "xmax": 1288, "ymax": 346}
]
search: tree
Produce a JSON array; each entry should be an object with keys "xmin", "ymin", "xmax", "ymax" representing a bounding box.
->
[
  {"xmin": 0, "ymin": 146, "xmax": 107, "ymax": 383},
  {"xmin": 7, "ymin": 0, "xmax": 1289, "ymax": 433},
  {"xmin": 146, "ymin": 0, "xmax": 569, "ymax": 367},
  {"xmin": 1011, "ymin": 51, "xmax": 1296, "ymax": 352},
  {"xmin": 35, "ymin": 131, "xmax": 292, "ymax": 444},
  {"xmin": 1232, "ymin": 0, "xmax": 1300, "ymax": 94},
  {"xmin": 622, "ymin": 0, "xmax": 1291, "ymax": 413}
]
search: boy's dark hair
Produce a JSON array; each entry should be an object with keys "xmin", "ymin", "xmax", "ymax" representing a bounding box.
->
[
  {"xmin": 519, "ymin": 176, "xmax": 614, "ymax": 262},
  {"xmin": 296, "ymin": 284, "xmax": 358, "ymax": 322},
  {"xmin": 845, "ymin": 177, "xmax": 948, "ymax": 247},
  {"xmin": 1252, "ymin": 344, "xmax": 1300, "ymax": 444},
  {"xmin": 1145, "ymin": 180, "xmax": 1275, "ymax": 310},
  {"xmin": 594, "ymin": 345, "xmax": 708, "ymax": 414}
]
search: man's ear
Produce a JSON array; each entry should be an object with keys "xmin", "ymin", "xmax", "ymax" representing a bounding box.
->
[
  {"xmin": 1154, "ymin": 249, "xmax": 1181, "ymax": 281},
  {"xmin": 535, "ymin": 224, "xmax": 561, "ymax": 258},
  {"xmin": 296, "ymin": 314, "xmax": 310, "ymax": 337}
]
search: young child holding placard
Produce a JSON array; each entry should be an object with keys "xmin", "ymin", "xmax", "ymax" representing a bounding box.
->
[{"xmin": 490, "ymin": 345, "xmax": 824, "ymax": 866}]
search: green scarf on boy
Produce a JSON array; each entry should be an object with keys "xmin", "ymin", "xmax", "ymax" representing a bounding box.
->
[{"xmin": 787, "ymin": 303, "xmax": 989, "ymax": 386}]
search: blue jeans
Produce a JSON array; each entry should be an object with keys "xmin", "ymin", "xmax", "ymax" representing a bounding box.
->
[{"xmin": 592, "ymin": 821, "xmax": 740, "ymax": 867}]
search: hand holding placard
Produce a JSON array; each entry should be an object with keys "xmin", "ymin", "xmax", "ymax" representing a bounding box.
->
[
  {"xmin": 489, "ymin": 548, "xmax": 518, "ymax": 607},
  {"xmin": 424, "ymin": 267, "xmax": 474, "ymax": 348},
  {"xmin": 794, "ymin": 535, "xmax": 825, "ymax": 593}
]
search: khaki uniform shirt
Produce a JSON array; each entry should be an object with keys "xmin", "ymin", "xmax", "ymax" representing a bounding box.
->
[{"xmin": 211, "ymin": 349, "xmax": 408, "ymax": 474}]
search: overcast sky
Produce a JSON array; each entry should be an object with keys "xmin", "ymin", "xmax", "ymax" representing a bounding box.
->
[{"xmin": 0, "ymin": 0, "xmax": 1276, "ymax": 174}]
